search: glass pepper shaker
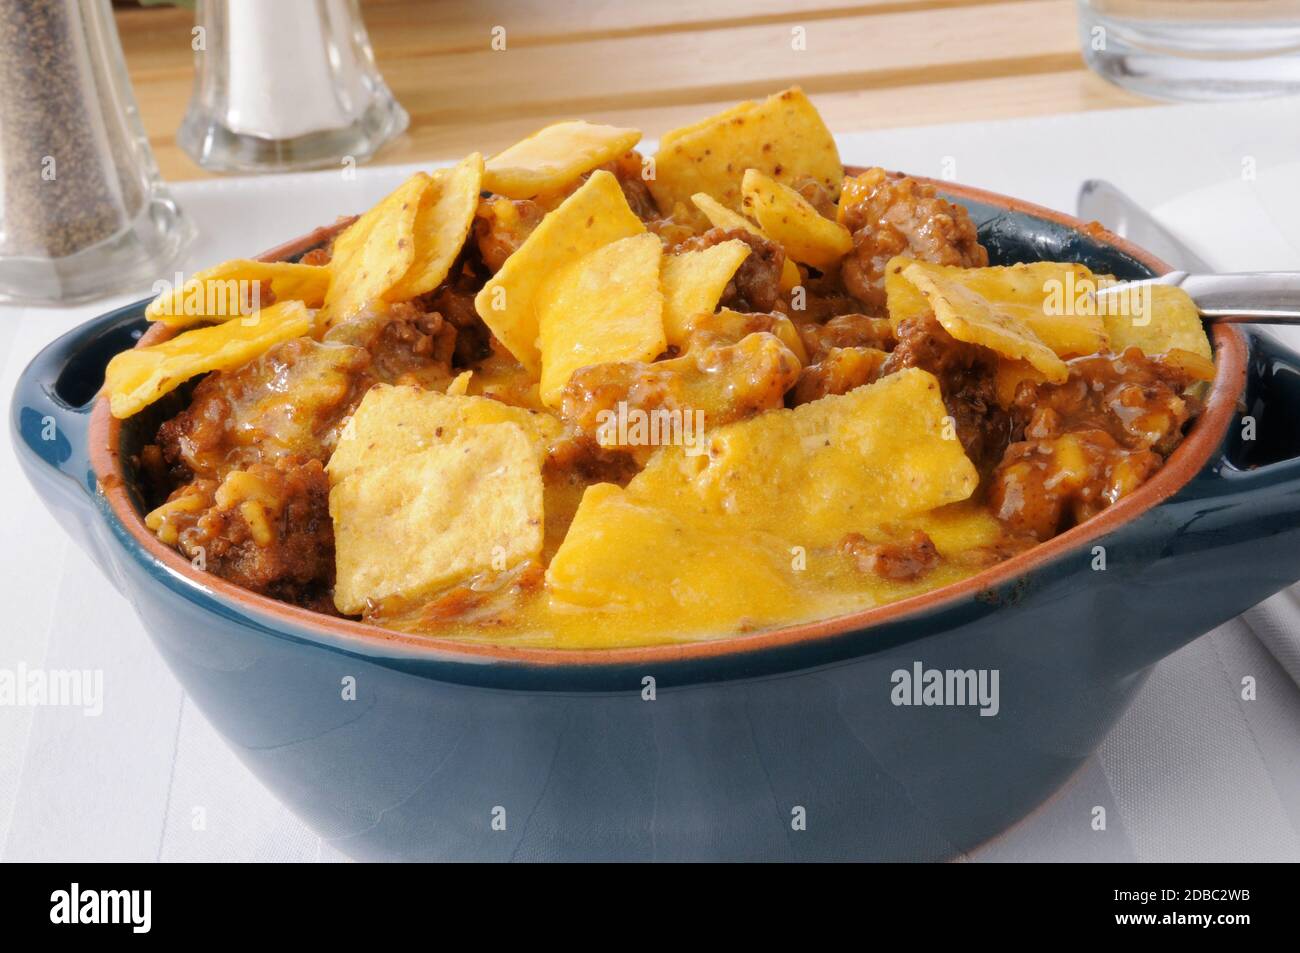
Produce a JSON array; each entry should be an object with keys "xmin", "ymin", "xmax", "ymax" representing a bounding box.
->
[
  {"xmin": 0, "ymin": 0, "xmax": 195, "ymax": 305},
  {"xmin": 177, "ymin": 0, "xmax": 409, "ymax": 173}
]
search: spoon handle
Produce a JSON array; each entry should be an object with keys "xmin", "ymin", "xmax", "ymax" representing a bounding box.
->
[
  {"xmin": 1172, "ymin": 272, "xmax": 1300, "ymax": 323},
  {"xmin": 1109, "ymin": 271, "xmax": 1300, "ymax": 324}
]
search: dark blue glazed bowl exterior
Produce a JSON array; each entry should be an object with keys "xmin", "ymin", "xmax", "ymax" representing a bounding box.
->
[{"xmin": 14, "ymin": 186, "xmax": 1300, "ymax": 861}]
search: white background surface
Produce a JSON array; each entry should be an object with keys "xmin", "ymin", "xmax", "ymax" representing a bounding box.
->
[{"xmin": 2, "ymin": 97, "xmax": 1299, "ymax": 861}]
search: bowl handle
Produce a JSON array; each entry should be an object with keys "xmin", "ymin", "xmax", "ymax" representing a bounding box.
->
[
  {"xmin": 1116, "ymin": 330, "xmax": 1300, "ymax": 666},
  {"xmin": 1195, "ymin": 329, "xmax": 1300, "ymax": 524},
  {"xmin": 10, "ymin": 300, "xmax": 150, "ymax": 585}
]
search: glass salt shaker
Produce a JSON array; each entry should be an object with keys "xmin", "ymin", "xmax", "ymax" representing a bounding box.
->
[
  {"xmin": 0, "ymin": 0, "xmax": 195, "ymax": 305},
  {"xmin": 177, "ymin": 0, "xmax": 409, "ymax": 173}
]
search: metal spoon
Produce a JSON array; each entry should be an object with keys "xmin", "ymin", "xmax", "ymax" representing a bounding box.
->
[{"xmin": 1092, "ymin": 271, "xmax": 1300, "ymax": 323}]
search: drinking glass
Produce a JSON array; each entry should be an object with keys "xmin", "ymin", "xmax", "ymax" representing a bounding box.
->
[{"xmin": 1078, "ymin": 0, "xmax": 1300, "ymax": 100}]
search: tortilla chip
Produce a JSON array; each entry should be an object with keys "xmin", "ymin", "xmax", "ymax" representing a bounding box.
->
[
  {"xmin": 545, "ymin": 482, "xmax": 802, "ymax": 624},
  {"xmin": 660, "ymin": 239, "xmax": 751, "ymax": 345},
  {"xmin": 1103, "ymin": 284, "xmax": 1212, "ymax": 360},
  {"xmin": 446, "ymin": 370, "xmax": 473, "ymax": 396},
  {"xmin": 385, "ymin": 154, "xmax": 483, "ymax": 301},
  {"xmin": 104, "ymin": 301, "xmax": 315, "ymax": 419},
  {"xmin": 691, "ymin": 192, "xmax": 801, "ymax": 292},
  {"xmin": 328, "ymin": 383, "xmax": 560, "ymax": 485},
  {"xmin": 741, "ymin": 169, "xmax": 852, "ymax": 270},
  {"xmin": 901, "ymin": 262, "xmax": 1069, "ymax": 383},
  {"xmin": 658, "ymin": 101, "xmax": 754, "ymax": 153},
  {"xmin": 649, "ymin": 87, "xmax": 842, "ymax": 215},
  {"xmin": 484, "ymin": 121, "xmax": 642, "ymax": 199},
  {"xmin": 1158, "ymin": 346, "xmax": 1216, "ymax": 382},
  {"xmin": 537, "ymin": 232, "xmax": 665, "ymax": 407},
  {"xmin": 474, "ymin": 170, "xmax": 645, "ymax": 373},
  {"xmin": 887, "ymin": 258, "xmax": 1107, "ymax": 358},
  {"xmin": 146, "ymin": 260, "xmax": 330, "ymax": 328},
  {"xmin": 331, "ymin": 423, "xmax": 543, "ymax": 615},
  {"xmin": 322, "ymin": 173, "xmax": 430, "ymax": 326},
  {"xmin": 628, "ymin": 367, "xmax": 978, "ymax": 545},
  {"xmin": 970, "ymin": 261, "xmax": 1107, "ymax": 357},
  {"xmin": 884, "ymin": 257, "xmax": 932, "ymax": 326}
]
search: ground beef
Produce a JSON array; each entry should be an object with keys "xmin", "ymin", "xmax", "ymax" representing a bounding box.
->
[
  {"xmin": 153, "ymin": 459, "xmax": 336, "ymax": 611},
  {"xmin": 798, "ymin": 313, "xmax": 895, "ymax": 360},
  {"xmin": 559, "ymin": 331, "xmax": 800, "ymax": 449},
  {"xmin": 426, "ymin": 273, "xmax": 492, "ymax": 365},
  {"xmin": 152, "ymin": 297, "xmax": 460, "ymax": 538},
  {"xmin": 689, "ymin": 312, "xmax": 891, "ymax": 406},
  {"xmin": 840, "ymin": 529, "xmax": 940, "ymax": 582},
  {"xmin": 474, "ymin": 196, "xmax": 545, "ymax": 272},
  {"xmin": 989, "ymin": 348, "xmax": 1205, "ymax": 539},
  {"xmin": 881, "ymin": 312, "xmax": 1009, "ymax": 476},
  {"xmin": 990, "ymin": 431, "xmax": 1164, "ymax": 542},
  {"xmin": 543, "ymin": 433, "xmax": 642, "ymax": 486},
  {"xmin": 1009, "ymin": 347, "xmax": 1205, "ymax": 455},
  {"xmin": 791, "ymin": 176, "xmax": 837, "ymax": 220},
  {"xmin": 155, "ymin": 337, "xmax": 373, "ymax": 483},
  {"xmin": 674, "ymin": 227, "xmax": 786, "ymax": 313},
  {"xmin": 685, "ymin": 308, "xmax": 803, "ymax": 355},
  {"xmin": 323, "ymin": 300, "xmax": 456, "ymax": 388},
  {"xmin": 785, "ymin": 272, "xmax": 868, "ymax": 322},
  {"xmin": 298, "ymin": 247, "xmax": 331, "ymax": 266},
  {"xmin": 792, "ymin": 346, "xmax": 886, "ymax": 405},
  {"xmin": 839, "ymin": 168, "xmax": 988, "ymax": 313},
  {"xmin": 597, "ymin": 150, "xmax": 660, "ymax": 221}
]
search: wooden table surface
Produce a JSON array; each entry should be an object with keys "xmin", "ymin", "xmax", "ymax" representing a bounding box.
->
[{"xmin": 116, "ymin": 0, "xmax": 1151, "ymax": 182}]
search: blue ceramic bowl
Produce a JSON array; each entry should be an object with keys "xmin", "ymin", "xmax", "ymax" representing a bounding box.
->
[{"xmin": 13, "ymin": 181, "xmax": 1300, "ymax": 861}]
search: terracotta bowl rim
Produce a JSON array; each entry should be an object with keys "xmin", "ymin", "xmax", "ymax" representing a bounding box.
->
[{"xmin": 86, "ymin": 177, "xmax": 1248, "ymax": 669}]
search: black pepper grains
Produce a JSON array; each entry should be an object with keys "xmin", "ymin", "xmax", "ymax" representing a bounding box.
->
[{"xmin": 0, "ymin": 0, "xmax": 146, "ymax": 258}]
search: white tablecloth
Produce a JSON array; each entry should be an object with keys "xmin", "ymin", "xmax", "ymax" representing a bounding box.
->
[{"xmin": 2, "ymin": 97, "xmax": 1299, "ymax": 861}]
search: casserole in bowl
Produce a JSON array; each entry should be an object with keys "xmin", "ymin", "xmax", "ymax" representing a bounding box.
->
[
  {"xmin": 14, "ymin": 81, "xmax": 1300, "ymax": 857},
  {"xmin": 15, "ymin": 179, "xmax": 1300, "ymax": 860}
]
